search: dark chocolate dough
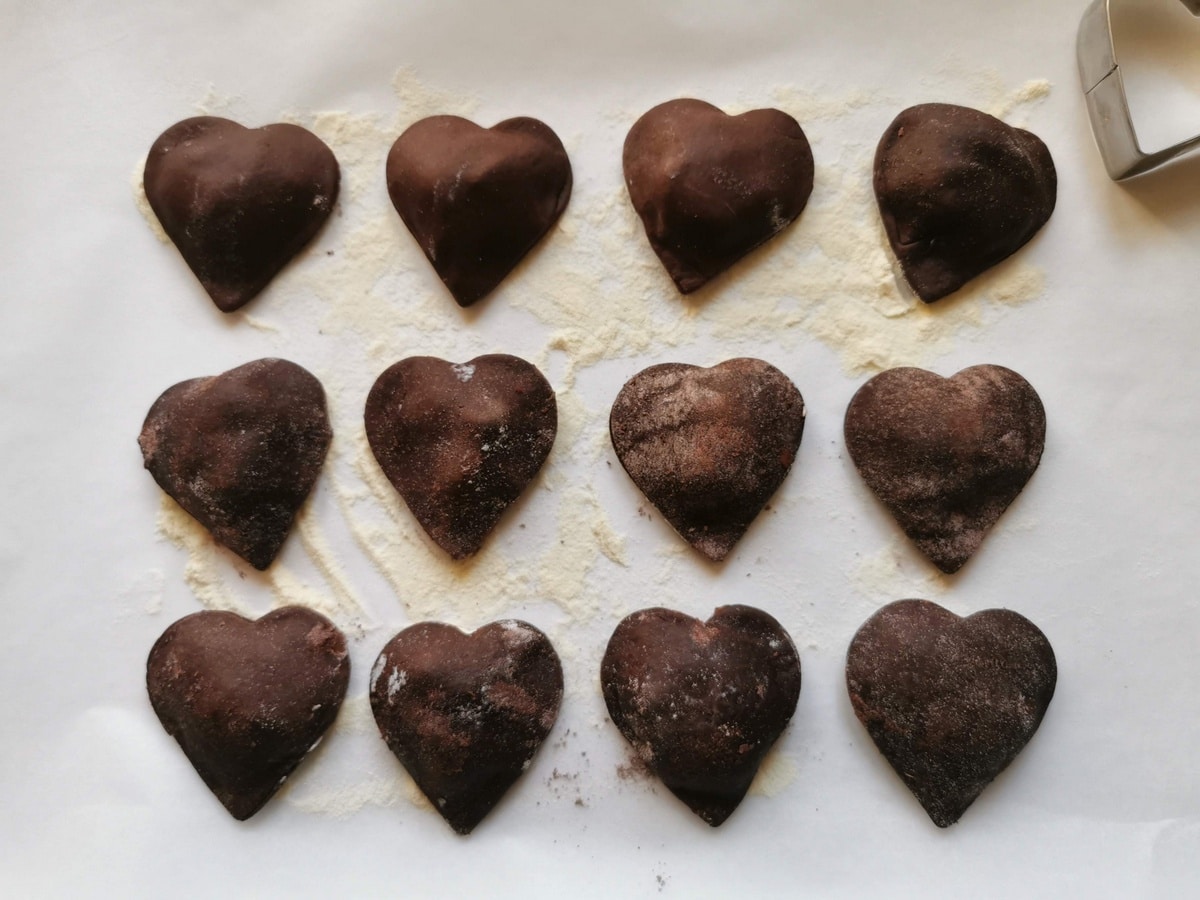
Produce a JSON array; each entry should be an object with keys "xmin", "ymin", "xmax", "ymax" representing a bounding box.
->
[
  {"xmin": 146, "ymin": 606, "xmax": 350, "ymax": 820},
  {"xmin": 609, "ymin": 358, "xmax": 805, "ymax": 561},
  {"xmin": 139, "ymin": 358, "xmax": 332, "ymax": 570},
  {"xmin": 144, "ymin": 116, "xmax": 339, "ymax": 312},
  {"xmin": 601, "ymin": 605, "xmax": 802, "ymax": 826},
  {"xmin": 370, "ymin": 620, "xmax": 563, "ymax": 834},
  {"xmin": 364, "ymin": 355, "xmax": 556, "ymax": 559},
  {"xmin": 623, "ymin": 98, "xmax": 814, "ymax": 293},
  {"xmin": 843, "ymin": 364, "xmax": 1045, "ymax": 574},
  {"xmin": 386, "ymin": 115, "xmax": 572, "ymax": 307},
  {"xmin": 873, "ymin": 103, "xmax": 1056, "ymax": 302},
  {"xmin": 846, "ymin": 599, "xmax": 1056, "ymax": 827}
]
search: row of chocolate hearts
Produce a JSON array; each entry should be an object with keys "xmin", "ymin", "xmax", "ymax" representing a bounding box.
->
[
  {"xmin": 139, "ymin": 356, "xmax": 1046, "ymax": 574},
  {"xmin": 147, "ymin": 600, "xmax": 1056, "ymax": 831},
  {"xmin": 143, "ymin": 100, "xmax": 1056, "ymax": 313}
]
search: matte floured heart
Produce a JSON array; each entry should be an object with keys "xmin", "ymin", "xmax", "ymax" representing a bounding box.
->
[
  {"xmin": 364, "ymin": 355, "xmax": 556, "ymax": 559},
  {"xmin": 144, "ymin": 116, "xmax": 339, "ymax": 312},
  {"xmin": 874, "ymin": 103, "xmax": 1056, "ymax": 302},
  {"xmin": 386, "ymin": 115, "xmax": 572, "ymax": 306},
  {"xmin": 846, "ymin": 599, "xmax": 1056, "ymax": 827},
  {"xmin": 609, "ymin": 358, "xmax": 805, "ymax": 561},
  {"xmin": 601, "ymin": 605, "xmax": 802, "ymax": 826},
  {"xmin": 370, "ymin": 620, "xmax": 563, "ymax": 834},
  {"xmin": 623, "ymin": 98, "xmax": 814, "ymax": 293},
  {"xmin": 147, "ymin": 606, "xmax": 350, "ymax": 820},
  {"xmin": 843, "ymin": 365, "xmax": 1045, "ymax": 574},
  {"xmin": 139, "ymin": 358, "xmax": 332, "ymax": 570}
]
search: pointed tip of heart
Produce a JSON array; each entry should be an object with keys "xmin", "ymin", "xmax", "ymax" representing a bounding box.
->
[
  {"xmin": 204, "ymin": 282, "xmax": 263, "ymax": 314},
  {"xmin": 221, "ymin": 789, "xmax": 277, "ymax": 822},
  {"xmin": 682, "ymin": 798, "xmax": 741, "ymax": 828},
  {"xmin": 683, "ymin": 531, "xmax": 739, "ymax": 563},
  {"xmin": 672, "ymin": 272, "xmax": 711, "ymax": 295},
  {"xmin": 915, "ymin": 793, "xmax": 972, "ymax": 829},
  {"xmin": 920, "ymin": 542, "xmax": 974, "ymax": 576},
  {"xmin": 668, "ymin": 775, "xmax": 758, "ymax": 827},
  {"xmin": 434, "ymin": 795, "xmax": 496, "ymax": 836}
]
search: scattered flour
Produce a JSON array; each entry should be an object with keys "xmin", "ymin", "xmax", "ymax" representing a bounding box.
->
[
  {"xmin": 850, "ymin": 541, "xmax": 952, "ymax": 602},
  {"xmin": 282, "ymin": 773, "xmax": 409, "ymax": 818},
  {"xmin": 748, "ymin": 751, "xmax": 798, "ymax": 799},
  {"xmin": 156, "ymin": 494, "xmax": 373, "ymax": 632},
  {"xmin": 114, "ymin": 567, "xmax": 165, "ymax": 619},
  {"xmin": 156, "ymin": 498, "xmax": 253, "ymax": 617},
  {"xmin": 279, "ymin": 694, "xmax": 435, "ymax": 817}
]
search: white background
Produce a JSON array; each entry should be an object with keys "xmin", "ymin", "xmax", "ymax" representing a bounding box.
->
[{"xmin": 3, "ymin": 0, "xmax": 1200, "ymax": 896}]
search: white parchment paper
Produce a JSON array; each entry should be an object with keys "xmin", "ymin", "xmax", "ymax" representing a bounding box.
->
[{"xmin": 3, "ymin": 0, "xmax": 1199, "ymax": 896}]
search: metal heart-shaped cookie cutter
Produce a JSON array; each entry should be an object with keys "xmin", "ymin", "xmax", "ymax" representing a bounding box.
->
[{"xmin": 1078, "ymin": 0, "xmax": 1200, "ymax": 179}]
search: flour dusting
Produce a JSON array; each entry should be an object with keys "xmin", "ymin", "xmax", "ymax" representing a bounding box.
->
[
  {"xmin": 156, "ymin": 498, "xmax": 253, "ymax": 617},
  {"xmin": 748, "ymin": 751, "xmax": 798, "ymax": 798},
  {"xmin": 851, "ymin": 541, "xmax": 952, "ymax": 601}
]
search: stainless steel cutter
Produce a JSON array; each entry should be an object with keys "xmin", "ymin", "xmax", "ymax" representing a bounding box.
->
[{"xmin": 1078, "ymin": 0, "xmax": 1200, "ymax": 180}]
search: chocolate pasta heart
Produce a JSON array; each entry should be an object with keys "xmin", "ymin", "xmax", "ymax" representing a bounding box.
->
[
  {"xmin": 386, "ymin": 115, "xmax": 572, "ymax": 306},
  {"xmin": 873, "ymin": 103, "xmax": 1056, "ymax": 302},
  {"xmin": 843, "ymin": 365, "xmax": 1045, "ymax": 574},
  {"xmin": 143, "ymin": 116, "xmax": 339, "ymax": 312},
  {"xmin": 601, "ymin": 605, "xmax": 802, "ymax": 826},
  {"xmin": 146, "ymin": 606, "xmax": 350, "ymax": 820},
  {"xmin": 609, "ymin": 358, "xmax": 805, "ymax": 561},
  {"xmin": 139, "ymin": 358, "xmax": 332, "ymax": 570},
  {"xmin": 364, "ymin": 355, "xmax": 557, "ymax": 559},
  {"xmin": 623, "ymin": 98, "xmax": 814, "ymax": 293},
  {"xmin": 370, "ymin": 620, "xmax": 563, "ymax": 834},
  {"xmin": 846, "ymin": 599, "xmax": 1056, "ymax": 827}
]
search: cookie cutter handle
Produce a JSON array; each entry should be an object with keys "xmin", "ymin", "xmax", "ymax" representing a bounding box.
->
[{"xmin": 1078, "ymin": 0, "xmax": 1200, "ymax": 180}]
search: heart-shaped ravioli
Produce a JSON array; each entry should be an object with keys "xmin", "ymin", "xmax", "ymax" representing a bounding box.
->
[
  {"xmin": 386, "ymin": 115, "xmax": 572, "ymax": 307},
  {"xmin": 143, "ymin": 116, "xmax": 339, "ymax": 312},
  {"xmin": 370, "ymin": 620, "xmax": 563, "ymax": 834},
  {"xmin": 602, "ymin": 606, "xmax": 802, "ymax": 826},
  {"xmin": 843, "ymin": 364, "xmax": 1045, "ymax": 574},
  {"xmin": 623, "ymin": 98, "xmax": 814, "ymax": 293},
  {"xmin": 874, "ymin": 103, "xmax": 1056, "ymax": 302},
  {"xmin": 846, "ymin": 599, "xmax": 1056, "ymax": 827},
  {"xmin": 609, "ymin": 358, "xmax": 805, "ymax": 561},
  {"xmin": 364, "ymin": 355, "xmax": 557, "ymax": 559},
  {"xmin": 146, "ymin": 606, "xmax": 350, "ymax": 820},
  {"xmin": 139, "ymin": 358, "xmax": 332, "ymax": 570}
]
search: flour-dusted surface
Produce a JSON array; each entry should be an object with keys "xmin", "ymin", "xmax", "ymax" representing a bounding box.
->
[{"xmin": 9, "ymin": 0, "xmax": 1200, "ymax": 895}]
